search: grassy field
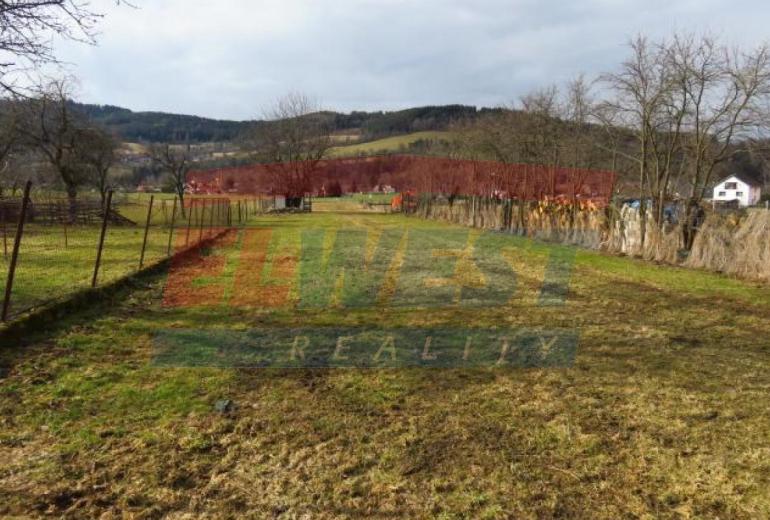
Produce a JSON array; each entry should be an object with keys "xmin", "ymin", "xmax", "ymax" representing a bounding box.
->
[
  {"xmin": 0, "ymin": 224, "xmax": 172, "ymax": 317},
  {"xmin": 0, "ymin": 195, "xmax": 233, "ymax": 320},
  {"xmin": 1, "ymin": 205, "xmax": 770, "ymax": 518},
  {"xmin": 313, "ymin": 193, "xmax": 396, "ymax": 212},
  {"xmin": 329, "ymin": 131, "xmax": 454, "ymax": 157}
]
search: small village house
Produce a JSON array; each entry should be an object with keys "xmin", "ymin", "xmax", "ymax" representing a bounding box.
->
[{"xmin": 712, "ymin": 175, "xmax": 762, "ymax": 207}]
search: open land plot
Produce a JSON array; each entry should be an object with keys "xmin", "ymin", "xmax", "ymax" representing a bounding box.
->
[{"xmin": 1, "ymin": 207, "xmax": 769, "ymax": 518}]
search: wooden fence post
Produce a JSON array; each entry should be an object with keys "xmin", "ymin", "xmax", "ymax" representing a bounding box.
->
[
  {"xmin": 185, "ymin": 199, "xmax": 194, "ymax": 246},
  {"xmin": 139, "ymin": 195, "xmax": 154, "ymax": 269},
  {"xmin": 2, "ymin": 180, "xmax": 32, "ymax": 321},
  {"xmin": 91, "ymin": 190, "xmax": 113, "ymax": 288},
  {"xmin": 166, "ymin": 196, "xmax": 178, "ymax": 256},
  {"xmin": 198, "ymin": 199, "xmax": 206, "ymax": 243},
  {"xmin": 208, "ymin": 199, "xmax": 215, "ymax": 237},
  {"xmin": 238, "ymin": 200, "xmax": 242, "ymax": 224},
  {"xmin": 2, "ymin": 203, "xmax": 7, "ymax": 257}
]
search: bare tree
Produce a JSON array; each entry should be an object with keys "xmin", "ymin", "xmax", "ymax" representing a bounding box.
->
[
  {"xmin": 668, "ymin": 34, "xmax": 770, "ymax": 248},
  {"xmin": 78, "ymin": 125, "xmax": 118, "ymax": 207},
  {"xmin": 518, "ymin": 85, "xmax": 563, "ymax": 166},
  {"xmin": 602, "ymin": 33, "xmax": 770, "ymax": 249},
  {"xmin": 255, "ymin": 92, "xmax": 332, "ymax": 199},
  {"xmin": 14, "ymin": 78, "xmax": 91, "ymax": 218},
  {"xmin": 0, "ymin": 1, "xmax": 129, "ymax": 93},
  {"xmin": 564, "ymin": 75, "xmax": 608, "ymax": 170},
  {"xmin": 150, "ymin": 143, "xmax": 191, "ymax": 217},
  {"xmin": 0, "ymin": 101, "xmax": 19, "ymax": 196},
  {"xmin": 746, "ymin": 138, "xmax": 770, "ymax": 193},
  {"xmin": 456, "ymin": 87, "xmax": 563, "ymax": 168},
  {"xmin": 602, "ymin": 35, "xmax": 687, "ymax": 245},
  {"xmin": 459, "ymin": 106, "xmax": 530, "ymax": 164}
]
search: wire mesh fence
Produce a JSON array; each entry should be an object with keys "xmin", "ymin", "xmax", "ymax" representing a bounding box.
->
[{"xmin": 0, "ymin": 185, "xmax": 266, "ymax": 322}]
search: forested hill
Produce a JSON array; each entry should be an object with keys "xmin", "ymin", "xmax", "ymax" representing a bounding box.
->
[
  {"xmin": 72, "ymin": 103, "xmax": 252, "ymax": 143},
  {"xmin": 74, "ymin": 102, "xmax": 488, "ymax": 143}
]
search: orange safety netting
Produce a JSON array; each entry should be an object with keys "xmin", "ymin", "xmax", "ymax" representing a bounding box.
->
[{"xmin": 188, "ymin": 155, "xmax": 616, "ymax": 206}]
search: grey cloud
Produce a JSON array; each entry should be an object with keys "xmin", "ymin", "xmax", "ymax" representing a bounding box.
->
[{"xmin": 56, "ymin": 0, "xmax": 770, "ymax": 119}]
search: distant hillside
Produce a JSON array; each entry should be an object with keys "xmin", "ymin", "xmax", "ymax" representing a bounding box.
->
[
  {"xmin": 332, "ymin": 105, "xmax": 483, "ymax": 139},
  {"xmin": 74, "ymin": 103, "xmax": 485, "ymax": 144},
  {"xmin": 73, "ymin": 103, "xmax": 252, "ymax": 143}
]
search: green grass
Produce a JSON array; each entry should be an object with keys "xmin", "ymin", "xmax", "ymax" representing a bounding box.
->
[
  {"xmin": 1, "ymin": 210, "xmax": 770, "ymax": 517},
  {"xmin": 0, "ymin": 196, "xmax": 233, "ymax": 319},
  {"xmin": 0, "ymin": 225, "xmax": 171, "ymax": 317},
  {"xmin": 329, "ymin": 131, "xmax": 454, "ymax": 157},
  {"xmin": 313, "ymin": 193, "xmax": 397, "ymax": 212}
]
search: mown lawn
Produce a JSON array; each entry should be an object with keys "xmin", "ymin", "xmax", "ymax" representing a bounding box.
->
[{"xmin": 1, "ymin": 208, "xmax": 769, "ymax": 518}]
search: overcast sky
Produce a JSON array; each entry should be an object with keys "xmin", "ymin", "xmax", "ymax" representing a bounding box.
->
[{"xmin": 55, "ymin": 0, "xmax": 770, "ymax": 120}]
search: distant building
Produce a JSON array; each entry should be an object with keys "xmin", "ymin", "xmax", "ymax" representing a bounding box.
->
[{"xmin": 712, "ymin": 175, "xmax": 761, "ymax": 207}]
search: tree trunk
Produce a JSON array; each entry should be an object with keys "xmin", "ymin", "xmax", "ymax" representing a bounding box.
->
[
  {"xmin": 681, "ymin": 200, "xmax": 701, "ymax": 252},
  {"xmin": 66, "ymin": 183, "xmax": 78, "ymax": 224},
  {"xmin": 177, "ymin": 187, "xmax": 186, "ymax": 219}
]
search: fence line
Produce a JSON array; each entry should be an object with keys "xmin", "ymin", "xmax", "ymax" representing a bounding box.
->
[
  {"xmin": 404, "ymin": 193, "xmax": 770, "ymax": 282},
  {"xmin": 1, "ymin": 181, "xmax": 32, "ymax": 321},
  {"xmin": 0, "ymin": 186, "xmax": 259, "ymax": 323}
]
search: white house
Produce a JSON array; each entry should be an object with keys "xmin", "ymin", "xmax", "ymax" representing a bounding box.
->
[{"xmin": 712, "ymin": 175, "xmax": 762, "ymax": 207}]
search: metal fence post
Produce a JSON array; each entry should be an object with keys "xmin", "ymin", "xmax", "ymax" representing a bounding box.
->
[
  {"xmin": 2, "ymin": 180, "xmax": 32, "ymax": 321},
  {"xmin": 139, "ymin": 195, "xmax": 155, "ymax": 269},
  {"xmin": 167, "ymin": 196, "xmax": 178, "ymax": 256},
  {"xmin": 91, "ymin": 190, "xmax": 113, "ymax": 288}
]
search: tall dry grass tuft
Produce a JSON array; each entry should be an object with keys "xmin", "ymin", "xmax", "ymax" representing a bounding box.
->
[
  {"xmin": 687, "ymin": 210, "xmax": 770, "ymax": 281},
  {"xmin": 413, "ymin": 197, "xmax": 770, "ymax": 283}
]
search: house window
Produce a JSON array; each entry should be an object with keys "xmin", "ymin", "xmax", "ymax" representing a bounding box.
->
[
  {"xmin": 725, "ymin": 182, "xmax": 738, "ymax": 190},
  {"xmin": 736, "ymin": 192, "xmax": 743, "ymax": 197},
  {"xmin": 718, "ymin": 191, "xmax": 726, "ymax": 197}
]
